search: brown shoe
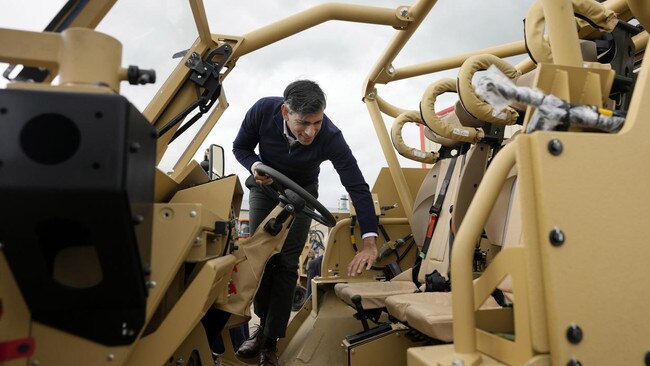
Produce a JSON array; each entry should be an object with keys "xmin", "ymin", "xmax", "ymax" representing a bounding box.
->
[
  {"xmin": 259, "ymin": 348, "xmax": 279, "ymax": 366},
  {"xmin": 235, "ymin": 325, "xmax": 264, "ymax": 362}
]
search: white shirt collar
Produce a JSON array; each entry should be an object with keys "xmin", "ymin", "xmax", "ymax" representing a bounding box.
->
[{"xmin": 283, "ymin": 119, "xmax": 296, "ymax": 144}]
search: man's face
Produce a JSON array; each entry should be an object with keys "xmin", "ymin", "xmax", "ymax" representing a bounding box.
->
[{"xmin": 282, "ymin": 104, "xmax": 323, "ymax": 145}]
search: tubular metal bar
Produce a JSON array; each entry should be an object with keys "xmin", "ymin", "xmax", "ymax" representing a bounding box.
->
[
  {"xmin": 376, "ymin": 94, "xmax": 408, "ymax": 118},
  {"xmin": 365, "ymin": 97, "xmax": 414, "ymax": 227},
  {"xmin": 540, "ymin": 0, "xmax": 583, "ymax": 67},
  {"xmin": 392, "ymin": 40, "xmax": 527, "ymax": 82},
  {"xmin": 365, "ymin": 0, "xmax": 438, "ymax": 91},
  {"xmin": 451, "ymin": 141, "xmax": 516, "ymax": 355},
  {"xmin": 189, "ymin": 0, "xmax": 212, "ymax": 46},
  {"xmin": 233, "ymin": 3, "xmax": 410, "ymax": 58}
]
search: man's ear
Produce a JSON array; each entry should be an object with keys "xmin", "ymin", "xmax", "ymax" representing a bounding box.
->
[{"xmin": 281, "ymin": 103, "xmax": 289, "ymax": 119}]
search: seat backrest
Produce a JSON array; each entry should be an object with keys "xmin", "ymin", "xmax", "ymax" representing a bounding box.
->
[
  {"xmin": 482, "ymin": 172, "xmax": 522, "ymax": 300},
  {"xmin": 411, "ymin": 139, "xmax": 492, "ymax": 284}
]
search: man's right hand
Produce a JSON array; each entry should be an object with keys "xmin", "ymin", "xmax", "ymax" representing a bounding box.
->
[{"xmin": 253, "ymin": 163, "xmax": 274, "ymax": 185}]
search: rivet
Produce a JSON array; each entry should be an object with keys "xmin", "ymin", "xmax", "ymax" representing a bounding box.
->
[
  {"xmin": 367, "ymin": 92, "xmax": 375, "ymax": 98},
  {"xmin": 548, "ymin": 138, "xmax": 563, "ymax": 156},
  {"xmin": 17, "ymin": 343, "xmax": 30, "ymax": 354},
  {"xmin": 176, "ymin": 357, "xmax": 185, "ymax": 365},
  {"xmin": 129, "ymin": 142, "xmax": 141, "ymax": 153},
  {"xmin": 566, "ymin": 323, "xmax": 583, "ymax": 344},
  {"xmin": 190, "ymin": 211, "xmax": 197, "ymax": 218},
  {"xmin": 132, "ymin": 214, "xmax": 144, "ymax": 224},
  {"xmin": 567, "ymin": 358, "xmax": 582, "ymax": 366},
  {"xmin": 451, "ymin": 359, "xmax": 465, "ymax": 366},
  {"xmin": 387, "ymin": 66, "xmax": 395, "ymax": 75},
  {"xmin": 550, "ymin": 227, "xmax": 565, "ymax": 247},
  {"xmin": 350, "ymin": 349, "xmax": 355, "ymax": 355},
  {"xmin": 30, "ymin": 360, "xmax": 40, "ymax": 366},
  {"xmin": 146, "ymin": 280, "xmax": 157, "ymax": 289},
  {"xmin": 107, "ymin": 354, "xmax": 115, "ymax": 361},
  {"xmin": 194, "ymin": 236, "xmax": 201, "ymax": 245}
]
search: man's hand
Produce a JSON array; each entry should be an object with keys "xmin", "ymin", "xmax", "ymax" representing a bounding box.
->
[
  {"xmin": 347, "ymin": 236, "xmax": 378, "ymax": 276},
  {"xmin": 252, "ymin": 162, "xmax": 273, "ymax": 185}
]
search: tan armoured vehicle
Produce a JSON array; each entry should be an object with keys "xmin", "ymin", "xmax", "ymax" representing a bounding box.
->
[{"xmin": 1, "ymin": 0, "xmax": 649, "ymax": 365}]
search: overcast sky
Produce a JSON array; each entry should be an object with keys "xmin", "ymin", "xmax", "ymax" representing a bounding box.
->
[{"xmin": 1, "ymin": 0, "xmax": 533, "ymax": 209}]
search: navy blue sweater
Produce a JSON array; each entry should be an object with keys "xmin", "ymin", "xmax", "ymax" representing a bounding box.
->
[{"xmin": 233, "ymin": 97, "xmax": 378, "ymax": 236}]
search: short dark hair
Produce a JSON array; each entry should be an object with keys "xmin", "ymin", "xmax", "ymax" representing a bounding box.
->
[{"xmin": 283, "ymin": 80, "xmax": 326, "ymax": 115}]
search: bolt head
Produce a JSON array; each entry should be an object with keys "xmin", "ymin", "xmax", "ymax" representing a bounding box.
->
[
  {"xmin": 451, "ymin": 359, "xmax": 465, "ymax": 366},
  {"xmin": 550, "ymin": 227, "xmax": 565, "ymax": 247},
  {"xmin": 400, "ymin": 8, "xmax": 408, "ymax": 16},
  {"xmin": 146, "ymin": 280, "xmax": 157, "ymax": 289},
  {"xmin": 548, "ymin": 138, "xmax": 563, "ymax": 156},
  {"xmin": 132, "ymin": 214, "xmax": 144, "ymax": 225},
  {"xmin": 190, "ymin": 211, "xmax": 197, "ymax": 218},
  {"xmin": 387, "ymin": 66, "xmax": 395, "ymax": 75},
  {"xmin": 107, "ymin": 354, "xmax": 115, "ymax": 361},
  {"xmin": 129, "ymin": 142, "xmax": 141, "ymax": 153},
  {"xmin": 567, "ymin": 358, "xmax": 582, "ymax": 366},
  {"xmin": 566, "ymin": 323, "xmax": 583, "ymax": 344}
]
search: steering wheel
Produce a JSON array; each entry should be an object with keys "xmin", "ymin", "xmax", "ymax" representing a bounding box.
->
[{"xmin": 255, "ymin": 164, "xmax": 336, "ymax": 227}]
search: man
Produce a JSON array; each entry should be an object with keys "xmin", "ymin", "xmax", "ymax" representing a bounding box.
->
[{"xmin": 232, "ymin": 80, "xmax": 378, "ymax": 365}]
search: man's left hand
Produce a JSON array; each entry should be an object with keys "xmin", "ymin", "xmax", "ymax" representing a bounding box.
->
[{"xmin": 347, "ymin": 236, "xmax": 378, "ymax": 276}]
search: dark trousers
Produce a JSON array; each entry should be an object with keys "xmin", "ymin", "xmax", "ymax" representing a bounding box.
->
[{"xmin": 246, "ymin": 176, "xmax": 317, "ymax": 340}]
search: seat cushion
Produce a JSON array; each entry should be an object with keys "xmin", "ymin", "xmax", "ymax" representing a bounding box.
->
[
  {"xmin": 385, "ymin": 292, "xmax": 435, "ymax": 322},
  {"xmin": 398, "ymin": 292, "xmax": 500, "ymax": 342},
  {"xmin": 334, "ymin": 281, "xmax": 418, "ymax": 309}
]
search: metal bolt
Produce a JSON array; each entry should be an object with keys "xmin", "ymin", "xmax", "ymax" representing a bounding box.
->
[
  {"xmin": 107, "ymin": 354, "xmax": 115, "ymax": 361},
  {"xmin": 190, "ymin": 211, "xmax": 197, "ymax": 218},
  {"xmin": 387, "ymin": 66, "xmax": 395, "ymax": 75},
  {"xmin": 548, "ymin": 138, "xmax": 563, "ymax": 156},
  {"xmin": 400, "ymin": 8, "xmax": 409, "ymax": 17},
  {"xmin": 350, "ymin": 349, "xmax": 355, "ymax": 355},
  {"xmin": 176, "ymin": 357, "xmax": 185, "ymax": 365},
  {"xmin": 132, "ymin": 214, "xmax": 144, "ymax": 224},
  {"xmin": 567, "ymin": 358, "xmax": 582, "ymax": 366},
  {"xmin": 550, "ymin": 227, "xmax": 565, "ymax": 247},
  {"xmin": 129, "ymin": 142, "xmax": 141, "ymax": 153},
  {"xmin": 31, "ymin": 360, "xmax": 40, "ymax": 366},
  {"xmin": 197, "ymin": 75, "xmax": 202, "ymax": 79},
  {"xmin": 566, "ymin": 323, "xmax": 583, "ymax": 344},
  {"xmin": 146, "ymin": 280, "xmax": 157, "ymax": 289},
  {"xmin": 451, "ymin": 359, "xmax": 465, "ymax": 366},
  {"xmin": 17, "ymin": 343, "xmax": 30, "ymax": 354},
  {"xmin": 367, "ymin": 92, "xmax": 375, "ymax": 98},
  {"xmin": 194, "ymin": 236, "xmax": 201, "ymax": 245}
]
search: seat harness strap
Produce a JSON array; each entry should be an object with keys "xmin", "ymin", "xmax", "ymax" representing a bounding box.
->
[{"xmin": 412, "ymin": 156, "xmax": 458, "ymax": 288}]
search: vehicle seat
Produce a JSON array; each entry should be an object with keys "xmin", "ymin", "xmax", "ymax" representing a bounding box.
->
[{"xmin": 384, "ymin": 172, "xmax": 520, "ymax": 341}]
